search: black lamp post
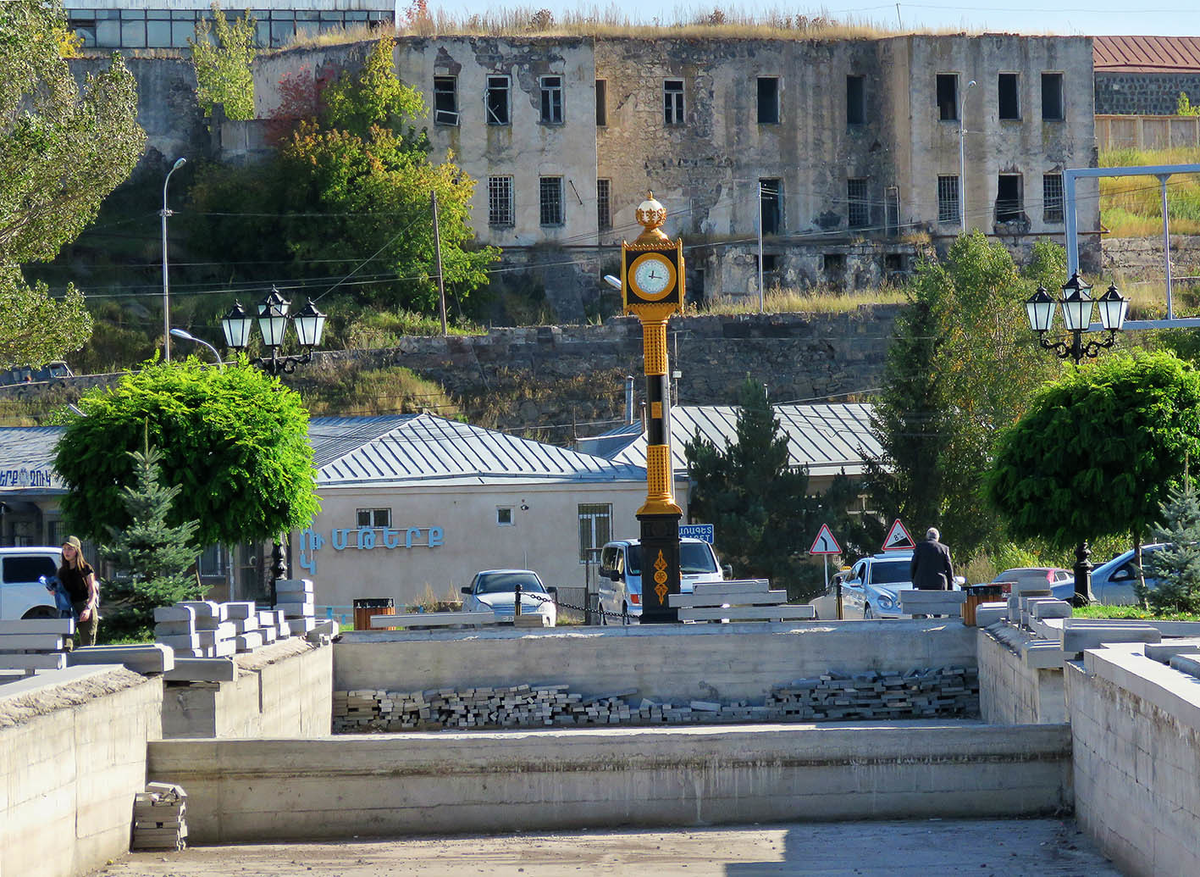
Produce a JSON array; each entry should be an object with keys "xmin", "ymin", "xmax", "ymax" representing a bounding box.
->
[
  {"xmin": 220, "ymin": 288, "xmax": 327, "ymax": 604},
  {"xmin": 1025, "ymin": 273, "xmax": 1129, "ymax": 605}
]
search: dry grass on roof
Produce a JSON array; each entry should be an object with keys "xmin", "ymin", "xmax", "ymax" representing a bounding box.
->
[{"xmin": 278, "ymin": 5, "xmax": 972, "ymax": 51}]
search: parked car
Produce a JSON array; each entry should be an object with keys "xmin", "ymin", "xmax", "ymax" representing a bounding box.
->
[
  {"xmin": 0, "ymin": 546, "xmax": 62, "ymax": 620},
  {"xmin": 461, "ymin": 569, "xmax": 557, "ymax": 626},
  {"xmin": 840, "ymin": 551, "xmax": 964, "ymax": 619},
  {"xmin": 1088, "ymin": 544, "xmax": 1169, "ymax": 605},
  {"xmin": 0, "ymin": 361, "xmax": 73, "ymax": 386},
  {"xmin": 988, "ymin": 567, "xmax": 1075, "ymax": 600},
  {"xmin": 808, "ymin": 568, "xmax": 852, "ymax": 620},
  {"xmin": 597, "ymin": 537, "xmax": 726, "ymax": 619}
]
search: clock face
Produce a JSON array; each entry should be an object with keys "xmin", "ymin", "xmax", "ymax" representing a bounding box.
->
[{"xmin": 629, "ymin": 253, "xmax": 677, "ymax": 302}]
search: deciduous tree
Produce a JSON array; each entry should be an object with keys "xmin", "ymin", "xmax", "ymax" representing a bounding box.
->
[{"xmin": 189, "ymin": 4, "xmax": 256, "ymax": 120}]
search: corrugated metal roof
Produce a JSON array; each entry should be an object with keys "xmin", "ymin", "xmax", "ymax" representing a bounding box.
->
[
  {"xmin": 593, "ymin": 403, "xmax": 882, "ymax": 478},
  {"xmin": 312, "ymin": 413, "xmax": 647, "ymax": 487},
  {"xmin": 1095, "ymin": 35, "xmax": 1200, "ymax": 73}
]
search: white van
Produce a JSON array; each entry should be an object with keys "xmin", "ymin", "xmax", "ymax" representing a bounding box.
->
[
  {"xmin": 597, "ymin": 537, "xmax": 726, "ymax": 619},
  {"xmin": 0, "ymin": 546, "xmax": 62, "ymax": 620}
]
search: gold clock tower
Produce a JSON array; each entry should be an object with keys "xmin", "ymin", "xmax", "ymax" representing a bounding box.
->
[{"xmin": 621, "ymin": 192, "xmax": 684, "ymax": 624}]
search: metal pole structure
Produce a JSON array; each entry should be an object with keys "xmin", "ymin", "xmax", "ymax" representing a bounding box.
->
[
  {"xmin": 160, "ymin": 157, "xmax": 186, "ymax": 362},
  {"xmin": 757, "ymin": 181, "xmax": 764, "ymax": 312},
  {"xmin": 431, "ymin": 190, "xmax": 448, "ymax": 335},
  {"xmin": 169, "ymin": 328, "xmax": 224, "ymax": 369},
  {"xmin": 1159, "ymin": 174, "xmax": 1174, "ymax": 319},
  {"xmin": 958, "ymin": 80, "xmax": 975, "ymax": 234}
]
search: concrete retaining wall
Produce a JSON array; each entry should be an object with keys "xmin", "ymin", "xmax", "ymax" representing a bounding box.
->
[
  {"xmin": 147, "ymin": 720, "xmax": 1072, "ymax": 842},
  {"xmin": 162, "ymin": 639, "xmax": 332, "ymax": 739},
  {"xmin": 0, "ymin": 666, "xmax": 162, "ymax": 877},
  {"xmin": 1066, "ymin": 646, "xmax": 1200, "ymax": 876},
  {"xmin": 977, "ymin": 628, "xmax": 1066, "ymax": 725},
  {"xmin": 334, "ymin": 621, "xmax": 978, "ymax": 704}
]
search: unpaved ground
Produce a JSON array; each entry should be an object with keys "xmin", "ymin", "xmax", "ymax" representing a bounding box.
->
[{"xmin": 91, "ymin": 818, "xmax": 1122, "ymax": 876}]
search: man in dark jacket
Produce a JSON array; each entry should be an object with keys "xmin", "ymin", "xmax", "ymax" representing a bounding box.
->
[{"xmin": 910, "ymin": 527, "xmax": 954, "ymax": 590}]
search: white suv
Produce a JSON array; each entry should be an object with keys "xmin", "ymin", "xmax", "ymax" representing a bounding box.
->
[
  {"xmin": 0, "ymin": 546, "xmax": 62, "ymax": 620},
  {"xmin": 597, "ymin": 537, "xmax": 726, "ymax": 619}
]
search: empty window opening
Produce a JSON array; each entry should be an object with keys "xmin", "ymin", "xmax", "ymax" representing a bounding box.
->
[
  {"xmin": 884, "ymin": 186, "xmax": 900, "ymax": 236},
  {"xmin": 540, "ymin": 176, "xmax": 564, "ymax": 226},
  {"xmin": 847, "ymin": 75, "xmax": 866, "ymax": 125},
  {"xmin": 540, "ymin": 75, "xmax": 563, "ymax": 124},
  {"xmin": 758, "ymin": 253, "xmax": 779, "ymax": 273},
  {"xmin": 847, "ymin": 178, "xmax": 869, "ymax": 228},
  {"xmin": 885, "ymin": 253, "xmax": 906, "ymax": 272},
  {"xmin": 434, "ymin": 75, "xmax": 458, "ymax": 125},
  {"xmin": 595, "ymin": 78, "xmax": 607, "ymax": 126},
  {"xmin": 995, "ymin": 174, "xmax": 1023, "ymax": 223},
  {"xmin": 822, "ymin": 253, "xmax": 846, "ymax": 273},
  {"xmin": 759, "ymin": 179, "xmax": 782, "ymax": 235},
  {"xmin": 757, "ymin": 77, "xmax": 779, "ymax": 124},
  {"xmin": 488, "ymin": 176, "xmax": 514, "ymax": 227},
  {"xmin": 486, "ymin": 75, "xmax": 510, "ymax": 125},
  {"xmin": 1043, "ymin": 173, "xmax": 1064, "ymax": 223},
  {"xmin": 664, "ymin": 79, "xmax": 685, "ymax": 125},
  {"xmin": 998, "ymin": 73, "xmax": 1019, "ymax": 120},
  {"xmin": 937, "ymin": 175, "xmax": 960, "ymax": 224},
  {"xmin": 597, "ymin": 178, "xmax": 612, "ymax": 231},
  {"xmin": 1042, "ymin": 73, "xmax": 1064, "ymax": 120},
  {"xmin": 937, "ymin": 74, "xmax": 959, "ymax": 121}
]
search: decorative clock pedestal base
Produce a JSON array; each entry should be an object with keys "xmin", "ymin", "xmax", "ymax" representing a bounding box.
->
[{"xmin": 638, "ymin": 512, "xmax": 681, "ymax": 624}]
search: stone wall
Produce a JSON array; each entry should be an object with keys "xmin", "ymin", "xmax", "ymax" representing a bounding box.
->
[
  {"xmin": 977, "ymin": 627, "xmax": 1066, "ymax": 725},
  {"xmin": 1103, "ymin": 234, "xmax": 1200, "ymax": 277},
  {"xmin": 1096, "ymin": 73, "xmax": 1200, "ymax": 116}
]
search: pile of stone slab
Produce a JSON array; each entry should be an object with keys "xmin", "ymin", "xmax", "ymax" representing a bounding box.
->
[
  {"xmin": 0, "ymin": 618, "xmax": 73, "ymax": 674},
  {"xmin": 131, "ymin": 782, "xmax": 187, "ymax": 851},
  {"xmin": 154, "ymin": 601, "xmax": 290, "ymax": 657},
  {"xmin": 275, "ymin": 578, "xmax": 318, "ymax": 634},
  {"xmin": 332, "ymin": 666, "xmax": 980, "ymax": 733}
]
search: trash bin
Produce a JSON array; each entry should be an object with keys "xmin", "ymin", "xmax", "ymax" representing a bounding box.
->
[
  {"xmin": 962, "ymin": 585, "xmax": 1004, "ymax": 626},
  {"xmin": 353, "ymin": 597, "xmax": 395, "ymax": 631}
]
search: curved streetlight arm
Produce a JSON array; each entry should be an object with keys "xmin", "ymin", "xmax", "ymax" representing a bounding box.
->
[
  {"xmin": 1033, "ymin": 327, "xmax": 1118, "ymax": 364},
  {"xmin": 169, "ymin": 328, "xmax": 224, "ymax": 369},
  {"xmin": 161, "ymin": 157, "xmax": 186, "ymax": 362}
]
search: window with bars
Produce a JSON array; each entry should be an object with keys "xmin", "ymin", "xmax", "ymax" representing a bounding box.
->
[
  {"xmin": 486, "ymin": 75, "xmax": 510, "ymax": 125},
  {"xmin": 578, "ymin": 503, "xmax": 612, "ymax": 562},
  {"xmin": 664, "ymin": 79, "xmax": 685, "ymax": 125},
  {"xmin": 937, "ymin": 175, "xmax": 960, "ymax": 224},
  {"xmin": 847, "ymin": 178, "xmax": 869, "ymax": 228},
  {"xmin": 356, "ymin": 508, "xmax": 392, "ymax": 528},
  {"xmin": 540, "ymin": 177, "xmax": 564, "ymax": 226},
  {"xmin": 434, "ymin": 75, "xmax": 458, "ymax": 125},
  {"xmin": 540, "ymin": 75, "xmax": 563, "ymax": 124},
  {"xmin": 1043, "ymin": 173, "xmax": 1064, "ymax": 223},
  {"xmin": 488, "ymin": 176, "xmax": 514, "ymax": 227},
  {"xmin": 597, "ymin": 179, "xmax": 612, "ymax": 231}
]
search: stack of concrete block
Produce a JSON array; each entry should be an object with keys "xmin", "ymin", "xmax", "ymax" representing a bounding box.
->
[
  {"xmin": 0, "ymin": 618, "xmax": 73, "ymax": 673},
  {"xmin": 131, "ymin": 782, "xmax": 187, "ymax": 850},
  {"xmin": 68, "ymin": 643, "xmax": 175, "ymax": 673},
  {"xmin": 275, "ymin": 578, "xmax": 317, "ymax": 633},
  {"xmin": 765, "ymin": 667, "xmax": 979, "ymax": 720},
  {"xmin": 154, "ymin": 602, "xmax": 235, "ymax": 658}
]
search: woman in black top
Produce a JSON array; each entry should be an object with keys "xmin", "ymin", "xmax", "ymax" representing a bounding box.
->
[{"xmin": 58, "ymin": 535, "xmax": 99, "ymax": 646}]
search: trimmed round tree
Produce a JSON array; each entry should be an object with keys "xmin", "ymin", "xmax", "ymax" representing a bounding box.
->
[
  {"xmin": 984, "ymin": 350, "xmax": 1200, "ymax": 551},
  {"xmin": 54, "ymin": 359, "xmax": 320, "ymax": 547}
]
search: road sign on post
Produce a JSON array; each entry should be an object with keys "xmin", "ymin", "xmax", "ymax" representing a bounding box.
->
[
  {"xmin": 809, "ymin": 524, "xmax": 841, "ymax": 556},
  {"xmin": 882, "ymin": 519, "xmax": 916, "ymax": 552}
]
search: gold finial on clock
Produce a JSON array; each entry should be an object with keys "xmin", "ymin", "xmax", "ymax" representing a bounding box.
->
[{"xmin": 635, "ymin": 191, "xmax": 669, "ymax": 242}]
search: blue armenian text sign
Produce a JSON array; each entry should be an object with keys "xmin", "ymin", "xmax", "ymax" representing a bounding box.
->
[{"xmin": 298, "ymin": 525, "xmax": 444, "ymax": 575}]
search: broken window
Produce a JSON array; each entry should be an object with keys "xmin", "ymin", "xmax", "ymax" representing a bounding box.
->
[
  {"xmin": 597, "ymin": 178, "xmax": 611, "ymax": 230},
  {"xmin": 488, "ymin": 176, "xmax": 514, "ymax": 227},
  {"xmin": 757, "ymin": 77, "xmax": 779, "ymax": 124},
  {"xmin": 434, "ymin": 75, "xmax": 458, "ymax": 125},
  {"xmin": 884, "ymin": 186, "xmax": 900, "ymax": 235},
  {"xmin": 486, "ymin": 75, "xmax": 510, "ymax": 125},
  {"xmin": 847, "ymin": 178, "xmax": 869, "ymax": 228},
  {"xmin": 1042, "ymin": 72, "xmax": 1064, "ymax": 120},
  {"xmin": 759, "ymin": 179, "xmax": 782, "ymax": 235},
  {"xmin": 1043, "ymin": 173, "xmax": 1064, "ymax": 223},
  {"xmin": 995, "ymin": 174, "xmax": 1023, "ymax": 223},
  {"xmin": 664, "ymin": 79, "xmax": 685, "ymax": 126},
  {"xmin": 998, "ymin": 73, "xmax": 1019, "ymax": 120},
  {"xmin": 595, "ymin": 78, "xmax": 607, "ymax": 126},
  {"xmin": 540, "ymin": 75, "xmax": 563, "ymax": 124},
  {"xmin": 847, "ymin": 75, "xmax": 865, "ymax": 125},
  {"xmin": 937, "ymin": 175, "xmax": 960, "ymax": 224},
  {"xmin": 540, "ymin": 176, "xmax": 564, "ymax": 226},
  {"xmin": 937, "ymin": 74, "xmax": 959, "ymax": 121}
]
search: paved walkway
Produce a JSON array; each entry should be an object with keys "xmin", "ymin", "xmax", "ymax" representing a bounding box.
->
[{"xmin": 91, "ymin": 818, "xmax": 1122, "ymax": 876}]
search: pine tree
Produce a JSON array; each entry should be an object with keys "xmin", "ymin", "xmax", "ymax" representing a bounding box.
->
[
  {"xmin": 101, "ymin": 444, "xmax": 202, "ymax": 639},
  {"xmin": 1143, "ymin": 482, "xmax": 1200, "ymax": 613}
]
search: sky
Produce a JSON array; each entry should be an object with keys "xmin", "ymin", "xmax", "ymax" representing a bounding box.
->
[{"xmin": 440, "ymin": 1, "xmax": 1200, "ymax": 37}]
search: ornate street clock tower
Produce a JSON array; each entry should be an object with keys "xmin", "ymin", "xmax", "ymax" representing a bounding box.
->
[{"xmin": 621, "ymin": 193, "xmax": 684, "ymax": 624}]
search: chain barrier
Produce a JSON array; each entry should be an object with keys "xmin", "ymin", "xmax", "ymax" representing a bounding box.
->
[{"xmin": 516, "ymin": 584, "xmax": 637, "ymax": 625}]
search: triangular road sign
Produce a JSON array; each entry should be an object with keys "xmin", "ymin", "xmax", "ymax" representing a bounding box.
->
[
  {"xmin": 882, "ymin": 519, "xmax": 916, "ymax": 552},
  {"xmin": 810, "ymin": 523, "xmax": 841, "ymax": 555}
]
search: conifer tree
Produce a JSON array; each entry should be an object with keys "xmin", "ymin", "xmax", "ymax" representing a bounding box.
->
[{"xmin": 1143, "ymin": 482, "xmax": 1200, "ymax": 613}]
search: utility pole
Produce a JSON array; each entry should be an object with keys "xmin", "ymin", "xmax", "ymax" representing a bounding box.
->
[{"xmin": 431, "ymin": 190, "xmax": 448, "ymax": 335}]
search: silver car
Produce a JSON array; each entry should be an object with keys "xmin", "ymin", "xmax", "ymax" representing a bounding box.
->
[{"xmin": 460, "ymin": 569, "xmax": 557, "ymax": 626}]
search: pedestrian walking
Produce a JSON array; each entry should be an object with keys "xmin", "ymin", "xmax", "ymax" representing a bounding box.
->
[
  {"xmin": 58, "ymin": 535, "xmax": 99, "ymax": 647},
  {"xmin": 910, "ymin": 527, "xmax": 954, "ymax": 591}
]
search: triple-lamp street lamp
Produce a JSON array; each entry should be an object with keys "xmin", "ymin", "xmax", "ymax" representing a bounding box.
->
[
  {"xmin": 220, "ymin": 287, "xmax": 327, "ymax": 377},
  {"xmin": 1024, "ymin": 272, "xmax": 1129, "ymax": 606}
]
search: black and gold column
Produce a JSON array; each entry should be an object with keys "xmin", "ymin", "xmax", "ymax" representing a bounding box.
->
[{"xmin": 621, "ymin": 193, "xmax": 684, "ymax": 624}]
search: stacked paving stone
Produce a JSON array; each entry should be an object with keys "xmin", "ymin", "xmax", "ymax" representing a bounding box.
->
[
  {"xmin": 131, "ymin": 782, "xmax": 187, "ymax": 851},
  {"xmin": 154, "ymin": 601, "xmax": 293, "ymax": 657},
  {"xmin": 0, "ymin": 618, "xmax": 73, "ymax": 673},
  {"xmin": 275, "ymin": 578, "xmax": 318, "ymax": 634},
  {"xmin": 332, "ymin": 667, "xmax": 980, "ymax": 733}
]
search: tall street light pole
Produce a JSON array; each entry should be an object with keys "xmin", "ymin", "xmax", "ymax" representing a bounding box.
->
[
  {"xmin": 161, "ymin": 157, "xmax": 187, "ymax": 361},
  {"xmin": 958, "ymin": 79, "xmax": 976, "ymax": 234},
  {"xmin": 169, "ymin": 328, "xmax": 224, "ymax": 369}
]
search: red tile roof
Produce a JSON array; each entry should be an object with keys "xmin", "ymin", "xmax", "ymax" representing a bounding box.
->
[{"xmin": 1094, "ymin": 36, "xmax": 1200, "ymax": 73}]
